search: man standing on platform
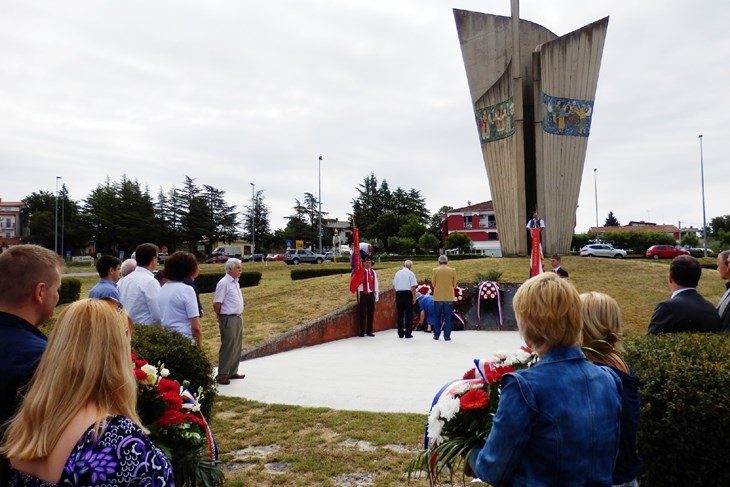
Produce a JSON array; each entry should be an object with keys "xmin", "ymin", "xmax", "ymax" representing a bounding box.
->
[
  {"xmin": 356, "ymin": 257, "xmax": 379, "ymax": 337},
  {"xmin": 213, "ymin": 258, "xmax": 245, "ymax": 385},
  {"xmin": 0, "ymin": 245, "xmax": 63, "ymax": 484},
  {"xmin": 432, "ymin": 255, "xmax": 457, "ymax": 341},
  {"xmin": 393, "ymin": 260, "xmax": 417, "ymax": 338}
]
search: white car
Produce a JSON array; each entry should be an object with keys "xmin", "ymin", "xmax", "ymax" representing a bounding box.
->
[{"xmin": 579, "ymin": 243, "xmax": 627, "ymax": 259}]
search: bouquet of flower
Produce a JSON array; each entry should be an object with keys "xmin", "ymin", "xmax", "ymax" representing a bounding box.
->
[
  {"xmin": 416, "ymin": 282, "xmax": 433, "ymax": 296},
  {"xmin": 406, "ymin": 347, "xmax": 537, "ymax": 485},
  {"xmin": 453, "ymin": 286, "xmax": 465, "ymax": 305},
  {"xmin": 132, "ymin": 353, "xmax": 223, "ymax": 487}
]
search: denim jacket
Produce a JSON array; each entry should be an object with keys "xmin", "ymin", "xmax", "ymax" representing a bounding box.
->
[{"xmin": 468, "ymin": 346, "xmax": 622, "ymax": 487}]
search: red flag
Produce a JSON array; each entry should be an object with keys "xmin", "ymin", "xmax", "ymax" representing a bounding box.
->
[
  {"xmin": 529, "ymin": 227, "xmax": 544, "ymax": 277},
  {"xmin": 349, "ymin": 227, "xmax": 364, "ymax": 293}
]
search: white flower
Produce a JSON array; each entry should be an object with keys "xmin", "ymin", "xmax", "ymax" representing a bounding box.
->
[
  {"xmin": 140, "ymin": 364, "xmax": 159, "ymax": 385},
  {"xmin": 438, "ymin": 395, "xmax": 461, "ymax": 421},
  {"xmin": 160, "ymin": 367, "xmax": 170, "ymax": 378}
]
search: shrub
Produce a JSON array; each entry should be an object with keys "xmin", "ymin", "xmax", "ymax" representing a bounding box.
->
[
  {"xmin": 131, "ymin": 325, "xmax": 217, "ymax": 420},
  {"xmin": 291, "ymin": 267, "xmax": 351, "ymax": 281},
  {"xmin": 58, "ymin": 277, "xmax": 81, "ymax": 304},
  {"xmin": 624, "ymin": 333, "xmax": 730, "ymax": 486},
  {"xmin": 194, "ymin": 272, "xmax": 261, "ymax": 293}
]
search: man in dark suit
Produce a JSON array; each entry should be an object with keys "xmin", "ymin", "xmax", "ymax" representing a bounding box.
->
[
  {"xmin": 715, "ymin": 250, "xmax": 730, "ymax": 332},
  {"xmin": 550, "ymin": 254, "xmax": 569, "ymax": 278},
  {"xmin": 647, "ymin": 255, "xmax": 722, "ymax": 334}
]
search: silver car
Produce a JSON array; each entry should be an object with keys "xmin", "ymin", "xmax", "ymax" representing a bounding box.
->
[{"xmin": 579, "ymin": 243, "xmax": 627, "ymax": 259}]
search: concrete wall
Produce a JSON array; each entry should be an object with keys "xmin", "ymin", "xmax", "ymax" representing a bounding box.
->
[{"xmin": 240, "ymin": 288, "xmax": 397, "ymax": 361}]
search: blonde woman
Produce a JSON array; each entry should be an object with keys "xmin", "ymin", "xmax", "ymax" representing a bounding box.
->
[
  {"xmin": 1, "ymin": 299, "xmax": 174, "ymax": 486},
  {"xmin": 581, "ymin": 292, "xmax": 642, "ymax": 487},
  {"xmin": 466, "ymin": 273, "xmax": 622, "ymax": 486}
]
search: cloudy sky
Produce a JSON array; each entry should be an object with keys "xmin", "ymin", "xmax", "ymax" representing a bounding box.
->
[{"xmin": 1, "ymin": 0, "xmax": 727, "ymax": 234}]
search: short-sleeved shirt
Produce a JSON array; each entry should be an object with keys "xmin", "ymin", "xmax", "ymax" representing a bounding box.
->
[
  {"xmin": 11, "ymin": 415, "xmax": 174, "ymax": 486},
  {"xmin": 118, "ymin": 267, "xmax": 161, "ymax": 325},
  {"xmin": 159, "ymin": 281, "xmax": 200, "ymax": 339},
  {"xmin": 88, "ymin": 278, "xmax": 121, "ymax": 302},
  {"xmin": 214, "ymin": 274, "xmax": 244, "ymax": 315},
  {"xmin": 392, "ymin": 267, "xmax": 417, "ymax": 292}
]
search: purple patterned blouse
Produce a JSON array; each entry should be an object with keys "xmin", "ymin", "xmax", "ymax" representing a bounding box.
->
[{"xmin": 11, "ymin": 415, "xmax": 174, "ymax": 486}]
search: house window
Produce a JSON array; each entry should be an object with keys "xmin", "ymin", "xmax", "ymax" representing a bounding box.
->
[
  {"xmin": 5, "ymin": 218, "xmax": 11, "ymax": 228},
  {"xmin": 488, "ymin": 232, "xmax": 498, "ymax": 241},
  {"xmin": 463, "ymin": 216, "xmax": 472, "ymax": 229}
]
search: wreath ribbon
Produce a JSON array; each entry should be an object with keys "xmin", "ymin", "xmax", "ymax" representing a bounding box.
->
[{"xmin": 476, "ymin": 281, "xmax": 502, "ymax": 329}]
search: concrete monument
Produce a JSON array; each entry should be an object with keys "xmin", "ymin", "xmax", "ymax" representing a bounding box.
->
[{"xmin": 454, "ymin": 2, "xmax": 608, "ymax": 256}]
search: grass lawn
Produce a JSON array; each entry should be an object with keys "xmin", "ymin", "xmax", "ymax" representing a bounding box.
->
[{"xmin": 62, "ymin": 255, "xmax": 726, "ymax": 485}]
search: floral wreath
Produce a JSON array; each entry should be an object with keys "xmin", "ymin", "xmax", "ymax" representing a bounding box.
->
[
  {"xmin": 477, "ymin": 281, "xmax": 502, "ymax": 328},
  {"xmin": 416, "ymin": 282, "xmax": 433, "ymax": 296},
  {"xmin": 453, "ymin": 286, "xmax": 465, "ymax": 305}
]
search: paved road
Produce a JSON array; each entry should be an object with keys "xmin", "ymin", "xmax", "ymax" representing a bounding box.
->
[{"xmin": 216, "ymin": 329, "xmax": 524, "ymax": 414}]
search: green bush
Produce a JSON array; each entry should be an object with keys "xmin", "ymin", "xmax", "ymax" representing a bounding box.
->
[
  {"xmin": 291, "ymin": 267, "xmax": 351, "ymax": 280},
  {"xmin": 624, "ymin": 333, "xmax": 730, "ymax": 486},
  {"xmin": 58, "ymin": 277, "xmax": 81, "ymax": 304},
  {"xmin": 194, "ymin": 272, "xmax": 261, "ymax": 293},
  {"xmin": 131, "ymin": 325, "xmax": 217, "ymax": 420}
]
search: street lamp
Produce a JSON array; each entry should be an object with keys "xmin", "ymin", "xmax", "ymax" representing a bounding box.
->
[
  {"xmin": 250, "ymin": 182, "xmax": 255, "ymax": 255},
  {"xmin": 593, "ymin": 168, "xmax": 599, "ymax": 233},
  {"xmin": 318, "ymin": 156, "xmax": 323, "ymax": 254},
  {"xmin": 699, "ymin": 135, "xmax": 707, "ymax": 257},
  {"xmin": 54, "ymin": 176, "xmax": 62, "ymax": 254}
]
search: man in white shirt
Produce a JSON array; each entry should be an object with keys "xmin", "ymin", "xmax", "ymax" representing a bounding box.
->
[
  {"xmin": 213, "ymin": 258, "xmax": 245, "ymax": 385},
  {"xmin": 356, "ymin": 257, "xmax": 379, "ymax": 337},
  {"xmin": 119, "ymin": 243, "xmax": 161, "ymax": 325},
  {"xmin": 392, "ymin": 260, "xmax": 417, "ymax": 338}
]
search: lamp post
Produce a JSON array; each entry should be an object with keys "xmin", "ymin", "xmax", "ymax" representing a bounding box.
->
[
  {"xmin": 54, "ymin": 176, "xmax": 62, "ymax": 254},
  {"xmin": 250, "ymin": 182, "xmax": 255, "ymax": 256},
  {"xmin": 318, "ymin": 156, "xmax": 323, "ymax": 254},
  {"xmin": 698, "ymin": 135, "xmax": 707, "ymax": 257},
  {"xmin": 593, "ymin": 168, "xmax": 599, "ymax": 233}
]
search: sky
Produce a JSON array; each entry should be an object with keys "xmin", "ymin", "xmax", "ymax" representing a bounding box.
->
[{"xmin": 1, "ymin": 0, "xmax": 728, "ymax": 234}]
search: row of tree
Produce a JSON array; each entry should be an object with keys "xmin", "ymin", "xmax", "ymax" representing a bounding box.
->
[{"xmin": 19, "ymin": 173, "xmax": 456, "ymax": 257}]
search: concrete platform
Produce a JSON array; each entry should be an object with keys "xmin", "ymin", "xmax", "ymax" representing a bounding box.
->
[{"xmin": 216, "ymin": 329, "xmax": 524, "ymax": 414}]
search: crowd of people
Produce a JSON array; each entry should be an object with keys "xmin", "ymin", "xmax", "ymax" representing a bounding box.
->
[{"xmin": 1, "ymin": 241, "xmax": 728, "ymax": 485}]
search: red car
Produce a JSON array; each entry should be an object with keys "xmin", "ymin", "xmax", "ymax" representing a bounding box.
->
[
  {"xmin": 205, "ymin": 254, "xmax": 230, "ymax": 264},
  {"xmin": 645, "ymin": 245, "xmax": 690, "ymax": 260},
  {"xmin": 267, "ymin": 254, "xmax": 285, "ymax": 261}
]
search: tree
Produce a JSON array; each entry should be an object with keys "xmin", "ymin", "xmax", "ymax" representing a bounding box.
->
[
  {"xmin": 710, "ymin": 215, "xmax": 730, "ymax": 238},
  {"xmin": 429, "ymin": 206, "xmax": 453, "ymax": 241},
  {"xmin": 604, "ymin": 211, "xmax": 620, "ymax": 227},
  {"xmin": 680, "ymin": 233, "xmax": 700, "ymax": 248},
  {"xmin": 242, "ymin": 190, "xmax": 271, "ymax": 250},
  {"xmin": 418, "ymin": 233, "xmax": 440, "ymax": 253},
  {"xmin": 203, "ymin": 184, "xmax": 239, "ymax": 249},
  {"xmin": 21, "ymin": 191, "xmax": 57, "ymax": 249},
  {"xmin": 400, "ymin": 215, "xmax": 428, "ymax": 242},
  {"xmin": 445, "ymin": 232, "xmax": 472, "ymax": 253}
]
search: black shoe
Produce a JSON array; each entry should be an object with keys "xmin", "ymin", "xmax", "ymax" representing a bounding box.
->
[
  {"xmin": 359, "ymin": 334, "xmax": 365, "ymax": 337},
  {"xmin": 398, "ymin": 334, "xmax": 404, "ymax": 338},
  {"xmin": 404, "ymin": 335, "xmax": 413, "ymax": 339},
  {"xmin": 366, "ymin": 333, "xmax": 375, "ymax": 337}
]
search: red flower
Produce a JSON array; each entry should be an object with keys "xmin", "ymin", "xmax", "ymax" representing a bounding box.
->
[
  {"xmin": 483, "ymin": 365, "xmax": 514, "ymax": 384},
  {"xmin": 459, "ymin": 388, "xmax": 489, "ymax": 410},
  {"xmin": 463, "ymin": 368, "xmax": 476, "ymax": 380},
  {"xmin": 162, "ymin": 391, "xmax": 183, "ymax": 411},
  {"xmin": 157, "ymin": 409, "xmax": 188, "ymax": 428},
  {"xmin": 157, "ymin": 378, "xmax": 180, "ymax": 394},
  {"xmin": 134, "ymin": 368, "xmax": 148, "ymax": 382}
]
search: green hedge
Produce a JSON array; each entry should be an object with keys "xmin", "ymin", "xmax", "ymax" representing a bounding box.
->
[
  {"xmin": 625, "ymin": 333, "xmax": 730, "ymax": 486},
  {"xmin": 291, "ymin": 267, "xmax": 352, "ymax": 281},
  {"xmin": 59, "ymin": 277, "xmax": 81, "ymax": 304},
  {"xmin": 131, "ymin": 325, "xmax": 217, "ymax": 420},
  {"xmin": 194, "ymin": 271, "xmax": 261, "ymax": 293}
]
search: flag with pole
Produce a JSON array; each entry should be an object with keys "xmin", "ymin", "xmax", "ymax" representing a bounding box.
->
[
  {"xmin": 527, "ymin": 211, "xmax": 545, "ymax": 278},
  {"xmin": 349, "ymin": 221, "xmax": 365, "ymax": 293}
]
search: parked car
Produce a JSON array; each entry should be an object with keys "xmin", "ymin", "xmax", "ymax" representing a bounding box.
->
[
  {"xmin": 579, "ymin": 243, "xmax": 627, "ymax": 259},
  {"xmin": 284, "ymin": 249, "xmax": 325, "ymax": 265},
  {"xmin": 324, "ymin": 251, "xmax": 334, "ymax": 261},
  {"xmin": 645, "ymin": 245, "xmax": 690, "ymax": 260},
  {"xmin": 267, "ymin": 253, "xmax": 285, "ymax": 261},
  {"xmin": 157, "ymin": 252, "xmax": 169, "ymax": 263},
  {"xmin": 248, "ymin": 253, "xmax": 266, "ymax": 262},
  {"xmin": 205, "ymin": 254, "xmax": 230, "ymax": 264}
]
